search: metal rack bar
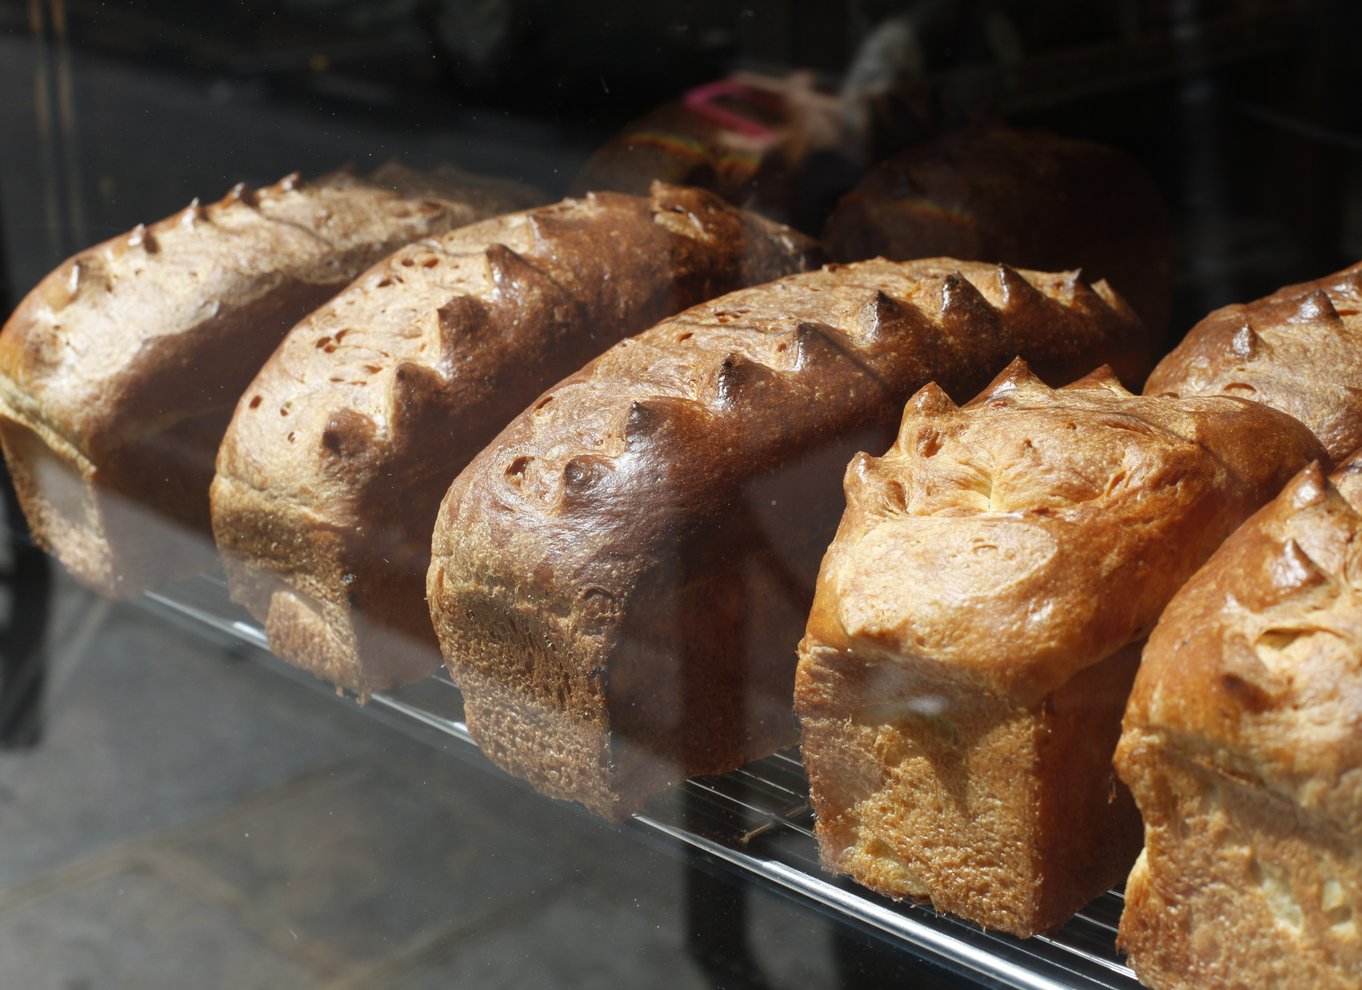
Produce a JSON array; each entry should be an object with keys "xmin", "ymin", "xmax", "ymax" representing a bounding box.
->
[{"xmin": 143, "ymin": 573, "xmax": 1141, "ymax": 990}]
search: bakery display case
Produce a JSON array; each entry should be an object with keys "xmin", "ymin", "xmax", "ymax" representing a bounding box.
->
[{"xmin": 2, "ymin": 1, "xmax": 1360, "ymax": 987}]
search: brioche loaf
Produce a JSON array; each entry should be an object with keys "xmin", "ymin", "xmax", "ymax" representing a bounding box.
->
[
  {"xmin": 794, "ymin": 361, "xmax": 1327, "ymax": 936},
  {"xmin": 210, "ymin": 184, "xmax": 819, "ymax": 698},
  {"xmin": 0, "ymin": 164, "xmax": 538, "ymax": 597},
  {"xmin": 823, "ymin": 125, "xmax": 1175, "ymax": 338},
  {"xmin": 1145, "ymin": 261, "xmax": 1362, "ymax": 461},
  {"xmin": 427, "ymin": 258, "xmax": 1152, "ymax": 821},
  {"xmin": 1116, "ymin": 455, "xmax": 1362, "ymax": 988}
]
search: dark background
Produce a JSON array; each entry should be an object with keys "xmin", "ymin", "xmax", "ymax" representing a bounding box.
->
[{"xmin": 4, "ymin": 0, "xmax": 1361, "ymax": 329}]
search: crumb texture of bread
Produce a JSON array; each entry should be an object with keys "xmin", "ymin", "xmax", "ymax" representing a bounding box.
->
[
  {"xmin": 1116, "ymin": 454, "xmax": 1362, "ymax": 989},
  {"xmin": 795, "ymin": 360, "xmax": 1327, "ymax": 936},
  {"xmin": 211, "ymin": 184, "xmax": 820, "ymax": 698},
  {"xmin": 428, "ymin": 258, "xmax": 1153, "ymax": 820},
  {"xmin": 823, "ymin": 124, "xmax": 1175, "ymax": 338},
  {"xmin": 0, "ymin": 164, "xmax": 538, "ymax": 597},
  {"xmin": 1146, "ymin": 261, "xmax": 1362, "ymax": 461}
]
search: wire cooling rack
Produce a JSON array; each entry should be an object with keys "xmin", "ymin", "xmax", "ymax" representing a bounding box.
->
[{"xmin": 145, "ymin": 573, "xmax": 1140, "ymax": 990}]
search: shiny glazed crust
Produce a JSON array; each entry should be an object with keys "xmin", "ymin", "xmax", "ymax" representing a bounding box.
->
[
  {"xmin": 1116, "ymin": 456, "xmax": 1362, "ymax": 988},
  {"xmin": 210, "ymin": 184, "xmax": 820, "ymax": 698},
  {"xmin": 1145, "ymin": 261, "xmax": 1362, "ymax": 461},
  {"xmin": 0, "ymin": 164, "xmax": 538, "ymax": 596},
  {"xmin": 428, "ymin": 258, "xmax": 1152, "ymax": 821},
  {"xmin": 794, "ymin": 361, "xmax": 1327, "ymax": 936}
]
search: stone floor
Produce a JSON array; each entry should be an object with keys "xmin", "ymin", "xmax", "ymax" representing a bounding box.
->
[{"xmin": 0, "ymin": 568, "xmax": 944, "ymax": 989}]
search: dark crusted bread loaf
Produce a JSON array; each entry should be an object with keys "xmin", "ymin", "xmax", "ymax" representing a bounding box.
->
[
  {"xmin": 795, "ymin": 360, "xmax": 1327, "ymax": 936},
  {"xmin": 210, "ymin": 184, "xmax": 819, "ymax": 698},
  {"xmin": 569, "ymin": 74, "xmax": 851, "ymax": 233},
  {"xmin": 1116, "ymin": 455, "xmax": 1362, "ymax": 989},
  {"xmin": 427, "ymin": 257, "xmax": 1152, "ymax": 821},
  {"xmin": 823, "ymin": 125, "xmax": 1175, "ymax": 339},
  {"xmin": 0, "ymin": 163, "xmax": 538, "ymax": 597},
  {"xmin": 1145, "ymin": 261, "xmax": 1362, "ymax": 461}
]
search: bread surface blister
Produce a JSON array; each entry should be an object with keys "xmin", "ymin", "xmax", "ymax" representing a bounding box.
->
[
  {"xmin": 428, "ymin": 257, "xmax": 1154, "ymax": 822},
  {"xmin": 1116, "ymin": 453, "xmax": 1362, "ymax": 989},
  {"xmin": 0, "ymin": 163, "xmax": 538, "ymax": 597},
  {"xmin": 211, "ymin": 183, "xmax": 820, "ymax": 699},
  {"xmin": 794, "ymin": 359, "xmax": 1327, "ymax": 936}
]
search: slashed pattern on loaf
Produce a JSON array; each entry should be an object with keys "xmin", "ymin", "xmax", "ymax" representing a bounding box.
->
[
  {"xmin": 1125, "ymin": 457, "xmax": 1362, "ymax": 828},
  {"xmin": 216, "ymin": 186, "xmax": 815, "ymax": 506},
  {"xmin": 1146, "ymin": 261, "xmax": 1362, "ymax": 461},
  {"xmin": 816, "ymin": 360, "xmax": 1328, "ymax": 706},
  {"xmin": 0, "ymin": 165, "xmax": 510, "ymax": 460},
  {"xmin": 493, "ymin": 261, "xmax": 1145, "ymax": 516}
]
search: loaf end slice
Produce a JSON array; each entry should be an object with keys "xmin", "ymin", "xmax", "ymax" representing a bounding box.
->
[
  {"xmin": 795, "ymin": 360, "xmax": 1327, "ymax": 935},
  {"xmin": 1116, "ymin": 457, "xmax": 1362, "ymax": 989}
]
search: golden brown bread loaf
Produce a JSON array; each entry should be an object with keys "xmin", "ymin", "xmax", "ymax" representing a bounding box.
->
[
  {"xmin": 210, "ymin": 184, "xmax": 819, "ymax": 698},
  {"xmin": 428, "ymin": 258, "xmax": 1153, "ymax": 821},
  {"xmin": 823, "ymin": 125, "xmax": 1175, "ymax": 339},
  {"xmin": 794, "ymin": 361, "xmax": 1328, "ymax": 936},
  {"xmin": 0, "ymin": 163, "xmax": 538, "ymax": 597},
  {"xmin": 1116, "ymin": 454, "xmax": 1362, "ymax": 989},
  {"xmin": 1145, "ymin": 260, "xmax": 1362, "ymax": 461}
]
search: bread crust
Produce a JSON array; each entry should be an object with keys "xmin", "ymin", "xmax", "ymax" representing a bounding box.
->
[
  {"xmin": 1145, "ymin": 261, "xmax": 1362, "ymax": 461},
  {"xmin": 1116, "ymin": 455, "xmax": 1362, "ymax": 988},
  {"xmin": 211, "ymin": 184, "xmax": 820, "ymax": 698},
  {"xmin": 428, "ymin": 258, "xmax": 1153, "ymax": 820},
  {"xmin": 0, "ymin": 164, "xmax": 538, "ymax": 596},
  {"xmin": 795, "ymin": 361, "xmax": 1327, "ymax": 935},
  {"xmin": 823, "ymin": 125, "xmax": 1175, "ymax": 338}
]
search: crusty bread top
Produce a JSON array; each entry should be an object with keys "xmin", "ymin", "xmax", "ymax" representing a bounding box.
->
[
  {"xmin": 1145, "ymin": 261, "xmax": 1362, "ymax": 461},
  {"xmin": 1121, "ymin": 454, "xmax": 1362, "ymax": 829},
  {"xmin": 436, "ymin": 257, "xmax": 1151, "ymax": 515},
  {"xmin": 0, "ymin": 163, "xmax": 534, "ymax": 464},
  {"xmin": 214, "ymin": 183, "xmax": 819, "ymax": 512},
  {"xmin": 804, "ymin": 360, "xmax": 1328, "ymax": 708}
]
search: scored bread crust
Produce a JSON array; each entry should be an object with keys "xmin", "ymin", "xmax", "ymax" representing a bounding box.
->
[
  {"xmin": 427, "ymin": 257, "xmax": 1153, "ymax": 821},
  {"xmin": 794, "ymin": 361, "xmax": 1327, "ymax": 936},
  {"xmin": 1116, "ymin": 455, "xmax": 1362, "ymax": 989},
  {"xmin": 210, "ymin": 184, "xmax": 820, "ymax": 698},
  {"xmin": 0, "ymin": 163, "xmax": 538, "ymax": 597},
  {"xmin": 1145, "ymin": 261, "xmax": 1362, "ymax": 461}
]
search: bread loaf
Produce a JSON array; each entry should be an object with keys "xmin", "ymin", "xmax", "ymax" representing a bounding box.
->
[
  {"xmin": 427, "ymin": 258, "xmax": 1152, "ymax": 821},
  {"xmin": 823, "ymin": 125, "xmax": 1175, "ymax": 338},
  {"xmin": 1145, "ymin": 261, "xmax": 1362, "ymax": 461},
  {"xmin": 1116, "ymin": 455, "xmax": 1362, "ymax": 988},
  {"xmin": 0, "ymin": 164, "xmax": 538, "ymax": 597},
  {"xmin": 570, "ymin": 74, "xmax": 851, "ymax": 232},
  {"xmin": 210, "ymin": 184, "xmax": 819, "ymax": 697},
  {"xmin": 794, "ymin": 361, "xmax": 1327, "ymax": 936}
]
